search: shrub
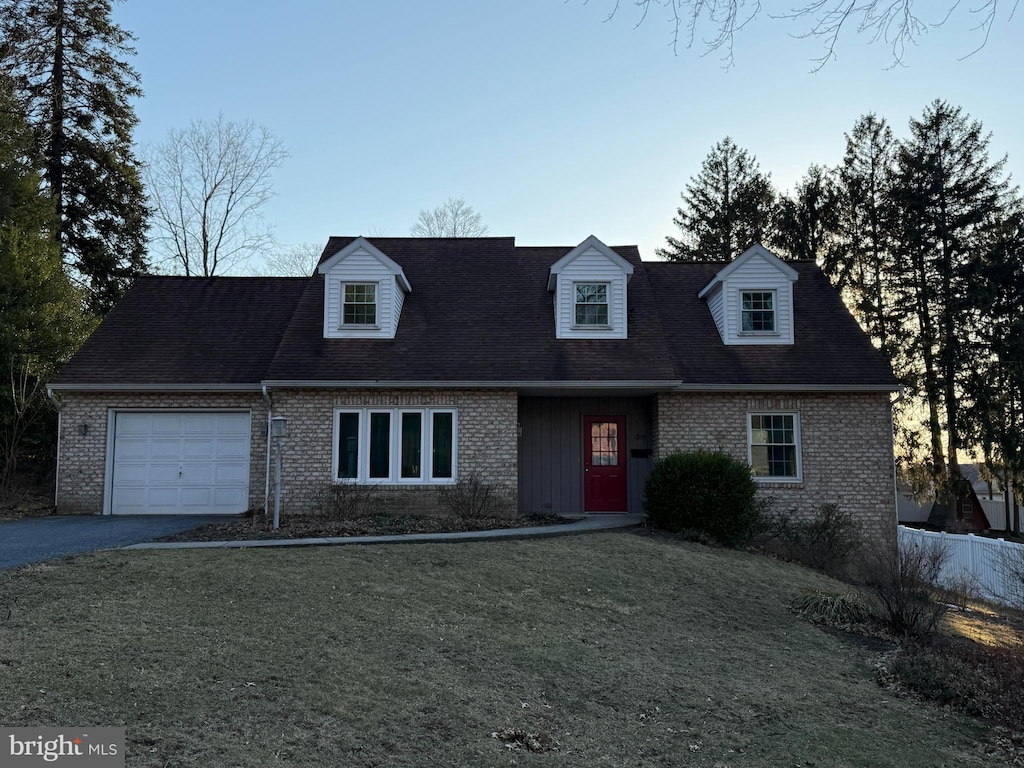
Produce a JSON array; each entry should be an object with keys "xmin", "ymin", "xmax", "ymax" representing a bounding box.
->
[
  {"xmin": 313, "ymin": 482, "xmax": 382, "ymax": 520},
  {"xmin": 644, "ymin": 450, "xmax": 757, "ymax": 546},
  {"xmin": 791, "ymin": 590, "xmax": 870, "ymax": 626},
  {"xmin": 436, "ymin": 474, "xmax": 498, "ymax": 520},
  {"xmin": 864, "ymin": 538, "xmax": 949, "ymax": 638},
  {"xmin": 761, "ymin": 503, "xmax": 863, "ymax": 578}
]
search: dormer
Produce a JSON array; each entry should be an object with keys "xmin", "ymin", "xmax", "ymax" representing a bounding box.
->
[
  {"xmin": 547, "ymin": 235, "xmax": 634, "ymax": 339},
  {"xmin": 697, "ymin": 243, "xmax": 798, "ymax": 345},
  {"xmin": 318, "ymin": 237, "xmax": 411, "ymax": 339}
]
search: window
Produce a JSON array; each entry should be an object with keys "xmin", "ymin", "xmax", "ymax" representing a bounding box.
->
[
  {"xmin": 749, "ymin": 413, "xmax": 800, "ymax": 480},
  {"xmin": 574, "ymin": 283, "xmax": 609, "ymax": 326},
  {"xmin": 741, "ymin": 291, "xmax": 776, "ymax": 333},
  {"xmin": 333, "ymin": 408, "xmax": 456, "ymax": 483},
  {"xmin": 342, "ymin": 283, "xmax": 377, "ymax": 325}
]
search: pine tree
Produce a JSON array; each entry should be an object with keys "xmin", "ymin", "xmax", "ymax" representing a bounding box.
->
[
  {"xmin": 0, "ymin": 0, "xmax": 148, "ymax": 313},
  {"xmin": 657, "ymin": 137, "xmax": 777, "ymax": 262},
  {"xmin": 774, "ymin": 164, "xmax": 840, "ymax": 263},
  {"xmin": 893, "ymin": 100, "xmax": 1016, "ymax": 501},
  {"xmin": 831, "ymin": 114, "xmax": 900, "ymax": 357},
  {"xmin": 0, "ymin": 77, "xmax": 90, "ymax": 495}
]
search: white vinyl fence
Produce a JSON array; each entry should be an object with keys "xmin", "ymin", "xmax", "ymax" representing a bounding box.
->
[{"xmin": 897, "ymin": 525, "xmax": 1024, "ymax": 609}]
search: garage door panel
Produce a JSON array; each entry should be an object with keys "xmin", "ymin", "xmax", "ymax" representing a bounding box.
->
[
  {"xmin": 150, "ymin": 416, "xmax": 183, "ymax": 436},
  {"xmin": 215, "ymin": 438, "xmax": 249, "ymax": 459},
  {"xmin": 182, "ymin": 439, "xmax": 214, "ymax": 459},
  {"xmin": 111, "ymin": 411, "xmax": 251, "ymax": 515},
  {"xmin": 149, "ymin": 438, "xmax": 183, "ymax": 460},
  {"xmin": 181, "ymin": 463, "xmax": 214, "ymax": 484},
  {"xmin": 214, "ymin": 462, "xmax": 248, "ymax": 484}
]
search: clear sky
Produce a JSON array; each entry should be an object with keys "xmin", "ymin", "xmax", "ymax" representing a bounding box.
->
[{"xmin": 114, "ymin": 0, "xmax": 1023, "ymax": 266}]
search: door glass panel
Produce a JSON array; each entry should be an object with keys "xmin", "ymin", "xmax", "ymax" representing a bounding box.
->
[
  {"xmin": 590, "ymin": 421, "xmax": 619, "ymax": 466},
  {"xmin": 400, "ymin": 412, "xmax": 422, "ymax": 479},
  {"xmin": 432, "ymin": 412, "xmax": 453, "ymax": 479},
  {"xmin": 369, "ymin": 412, "xmax": 390, "ymax": 478},
  {"xmin": 338, "ymin": 413, "xmax": 359, "ymax": 479}
]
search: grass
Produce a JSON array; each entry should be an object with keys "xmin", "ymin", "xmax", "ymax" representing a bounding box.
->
[{"xmin": 0, "ymin": 531, "xmax": 1009, "ymax": 767}]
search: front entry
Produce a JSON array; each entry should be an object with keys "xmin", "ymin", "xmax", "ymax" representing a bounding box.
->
[{"xmin": 583, "ymin": 416, "xmax": 628, "ymax": 512}]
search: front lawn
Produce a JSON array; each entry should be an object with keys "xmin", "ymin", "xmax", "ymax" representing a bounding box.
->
[{"xmin": 0, "ymin": 532, "xmax": 1007, "ymax": 767}]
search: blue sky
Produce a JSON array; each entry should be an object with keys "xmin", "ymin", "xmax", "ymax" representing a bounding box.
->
[{"xmin": 115, "ymin": 0, "xmax": 1023, "ymax": 265}]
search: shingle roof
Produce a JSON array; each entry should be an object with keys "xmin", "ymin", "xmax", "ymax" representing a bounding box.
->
[
  {"xmin": 52, "ymin": 277, "xmax": 308, "ymax": 386},
  {"xmin": 645, "ymin": 261, "xmax": 897, "ymax": 387},
  {"xmin": 266, "ymin": 237, "xmax": 677, "ymax": 383},
  {"xmin": 52, "ymin": 239, "xmax": 898, "ymax": 390}
]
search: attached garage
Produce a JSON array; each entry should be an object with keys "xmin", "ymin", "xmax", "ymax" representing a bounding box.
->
[{"xmin": 108, "ymin": 411, "xmax": 252, "ymax": 515}]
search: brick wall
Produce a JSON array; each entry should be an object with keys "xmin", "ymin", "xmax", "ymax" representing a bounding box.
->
[
  {"xmin": 55, "ymin": 392, "xmax": 268, "ymax": 515},
  {"xmin": 270, "ymin": 388, "xmax": 519, "ymax": 516},
  {"xmin": 654, "ymin": 392, "xmax": 896, "ymax": 547}
]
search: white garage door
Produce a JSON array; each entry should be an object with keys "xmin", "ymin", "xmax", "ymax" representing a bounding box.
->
[{"xmin": 110, "ymin": 411, "xmax": 251, "ymax": 515}]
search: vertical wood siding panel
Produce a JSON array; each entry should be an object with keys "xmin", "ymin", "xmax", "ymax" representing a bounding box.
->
[{"xmin": 519, "ymin": 395, "xmax": 653, "ymax": 515}]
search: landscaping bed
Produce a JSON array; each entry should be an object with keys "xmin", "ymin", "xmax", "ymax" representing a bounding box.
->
[{"xmin": 155, "ymin": 512, "xmax": 567, "ymax": 542}]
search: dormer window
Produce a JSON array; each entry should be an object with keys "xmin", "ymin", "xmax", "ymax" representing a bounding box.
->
[
  {"xmin": 740, "ymin": 291, "xmax": 776, "ymax": 333},
  {"xmin": 575, "ymin": 283, "xmax": 609, "ymax": 326},
  {"xmin": 343, "ymin": 283, "xmax": 377, "ymax": 326}
]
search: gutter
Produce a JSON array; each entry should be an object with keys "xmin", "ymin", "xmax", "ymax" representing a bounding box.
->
[
  {"xmin": 262, "ymin": 384, "xmax": 273, "ymax": 515},
  {"xmin": 47, "ymin": 386, "xmax": 61, "ymax": 508},
  {"xmin": 890, "ymin": 386, "xmax": 906, "ymax": 536}
]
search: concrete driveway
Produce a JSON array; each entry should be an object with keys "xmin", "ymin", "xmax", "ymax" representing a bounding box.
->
[{"xmin": 0, "ymin": 515, "xmax": 235, "ymax": 570}]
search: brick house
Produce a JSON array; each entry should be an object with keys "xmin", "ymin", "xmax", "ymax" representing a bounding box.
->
[{"xmin": 48, "ymin": 237, "xmax": 899, "ymax": 542}]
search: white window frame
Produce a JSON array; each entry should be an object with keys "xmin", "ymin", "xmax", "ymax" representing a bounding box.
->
[
  {"xmin": 747, "ymin": 412, "xmax": 802, "ymax": 483},
  {"xmin": 572, "ymin": 281, "xmax": 611, "ymax": 328},
  {"xmin": 331, "ymin": 407, "xmax": 458, "ymax": 485},
  {"xmin": 341, "ymin": 281, "xmax": 379, "ymax": 328},
  {"xmin": 739, "ymin": 289, "xmax": 778, "ymax": 335}
]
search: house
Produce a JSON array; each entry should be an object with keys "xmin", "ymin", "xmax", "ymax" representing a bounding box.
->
[{"xmin": 48, "ymin": 237, "xmax": 899, "ymax": 543}]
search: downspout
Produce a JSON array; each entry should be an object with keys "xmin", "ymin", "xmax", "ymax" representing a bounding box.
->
[
  {"xmin": 890, "ymin": 386, "xmax": 905, "ymax": 538},
  {"xmin": 46, "ymin": 386, "xmax": 62, "ymax": 508},
  {"xmin": 262, "ymin": 384, "xmax": 273, "ymax": 516}
]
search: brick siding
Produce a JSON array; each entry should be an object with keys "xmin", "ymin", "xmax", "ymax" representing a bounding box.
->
[
  {"xmin": 269, "ymin": 388, "xmax": 519, "ymax": 516},
  {"xmin": 654, "ymin": 392, "xmax": 896, "ymax": 547},
  {"xmin": 55, "ymin": 392, "xmax": 268, "ymax": 514}
]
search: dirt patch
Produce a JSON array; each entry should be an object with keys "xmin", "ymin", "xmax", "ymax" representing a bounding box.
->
[{"xmin": 155, "ymin": 512, "xmax": 567, "ymax": 542}]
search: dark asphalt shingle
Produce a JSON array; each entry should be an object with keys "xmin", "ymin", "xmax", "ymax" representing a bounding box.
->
[{"xmin": 52, "ymin": 239, "xmax": 897, "ymax": 389}]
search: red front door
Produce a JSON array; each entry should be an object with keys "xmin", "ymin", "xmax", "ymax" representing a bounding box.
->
[{"xmin": 583, "ymin": 416, "xmax": 628, "ymax": 512}]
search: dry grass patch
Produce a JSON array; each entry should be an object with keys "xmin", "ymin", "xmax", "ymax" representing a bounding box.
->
[{"xmin": 0, "ymin": 531, "xmax": 1007, "ymax": 767}]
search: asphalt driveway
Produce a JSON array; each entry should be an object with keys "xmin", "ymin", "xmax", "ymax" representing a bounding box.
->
[{"xmin": 0, "ymin": 515, "xmax": 235, "ymax": 570}]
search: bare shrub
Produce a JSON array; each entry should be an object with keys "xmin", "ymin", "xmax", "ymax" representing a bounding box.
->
[
  {"xmin": 941, "ymin": 569, "xmax": 983, "ymax": 611},
  {"xmin": 994, "ymin": 543, "xmax": 1024, "ymax": 611},
  {"xmin": 865, "ymin": 538, "xmax": 950, "ymax": 638},
  {"xmin": 436, "ymin": 475, "xmax": 496, "ymax": 520},
  {"xmin": 313, "ymin": 483, "xmax": 382, "ymax": 520},
  {"xmin": 756, "ymin": 503, "xmax": 863, "ymax": 578}
]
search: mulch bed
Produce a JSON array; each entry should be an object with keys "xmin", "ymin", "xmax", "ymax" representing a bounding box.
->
[{"xmin": 155, "ymin": 512, "xmax": 568, "ymax": 542}]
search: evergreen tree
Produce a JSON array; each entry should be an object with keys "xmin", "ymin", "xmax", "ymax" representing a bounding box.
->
[
  {"xmin": 774, "ymin": 164, "xmax": 840, "ymax": 263},
  {"xmin": 0, "ymin": 0, "xmax": 148, "ymax": 313},
  {"xmin": 892, "ymin": 100, "xmax": 1016, "ymax": 500},
  {"xmin": 831, "ymin": 114, "xmax": 901, "ymax": 357},
  {"xmin": 657, "ymin": 137, "xmax": 777, "ymax": 261},
  {"xmin": 0, "ymin": 77, "xmax": 90, "ymax": 495},
  {"xmin": 966, "ymin": 211, "xmax": 1024, "ymax": 533}
]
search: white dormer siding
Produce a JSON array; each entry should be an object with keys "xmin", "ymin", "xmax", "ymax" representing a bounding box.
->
[
  {"xmin": 548, "ymin": 235, "xmax": 634, "ymax": 340},
  {"xmin": 318, "ymin": 237, "xmax": 412, "ymax": 340},
  {"xmin": 698, "ymin": 243, "xmax": 798, "ymax": 346}
]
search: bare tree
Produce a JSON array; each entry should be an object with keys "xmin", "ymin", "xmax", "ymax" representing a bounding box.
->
[
  {"xmin": 411, "ymin": 197, "xmax": 488, "ymax": 237},
  {"xmin": 261, "ymin": 242, "xmax": 323, "ymax": 276},
  {"xmin": 596, "ymin": 1, "xmax": 1017, "ymax": 69},
  {"xmin": 145, "ymin": 115, "xmax": 289, "ymax": 276}
]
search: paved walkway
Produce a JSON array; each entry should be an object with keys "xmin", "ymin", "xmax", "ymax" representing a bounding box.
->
[
  {"xmin": 125, "ymin": 513, "xmax": 645, "ymax": 550},
  {"xmin": 0, "ymin": 515, "xmax": 237, "ymax": 570}
]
